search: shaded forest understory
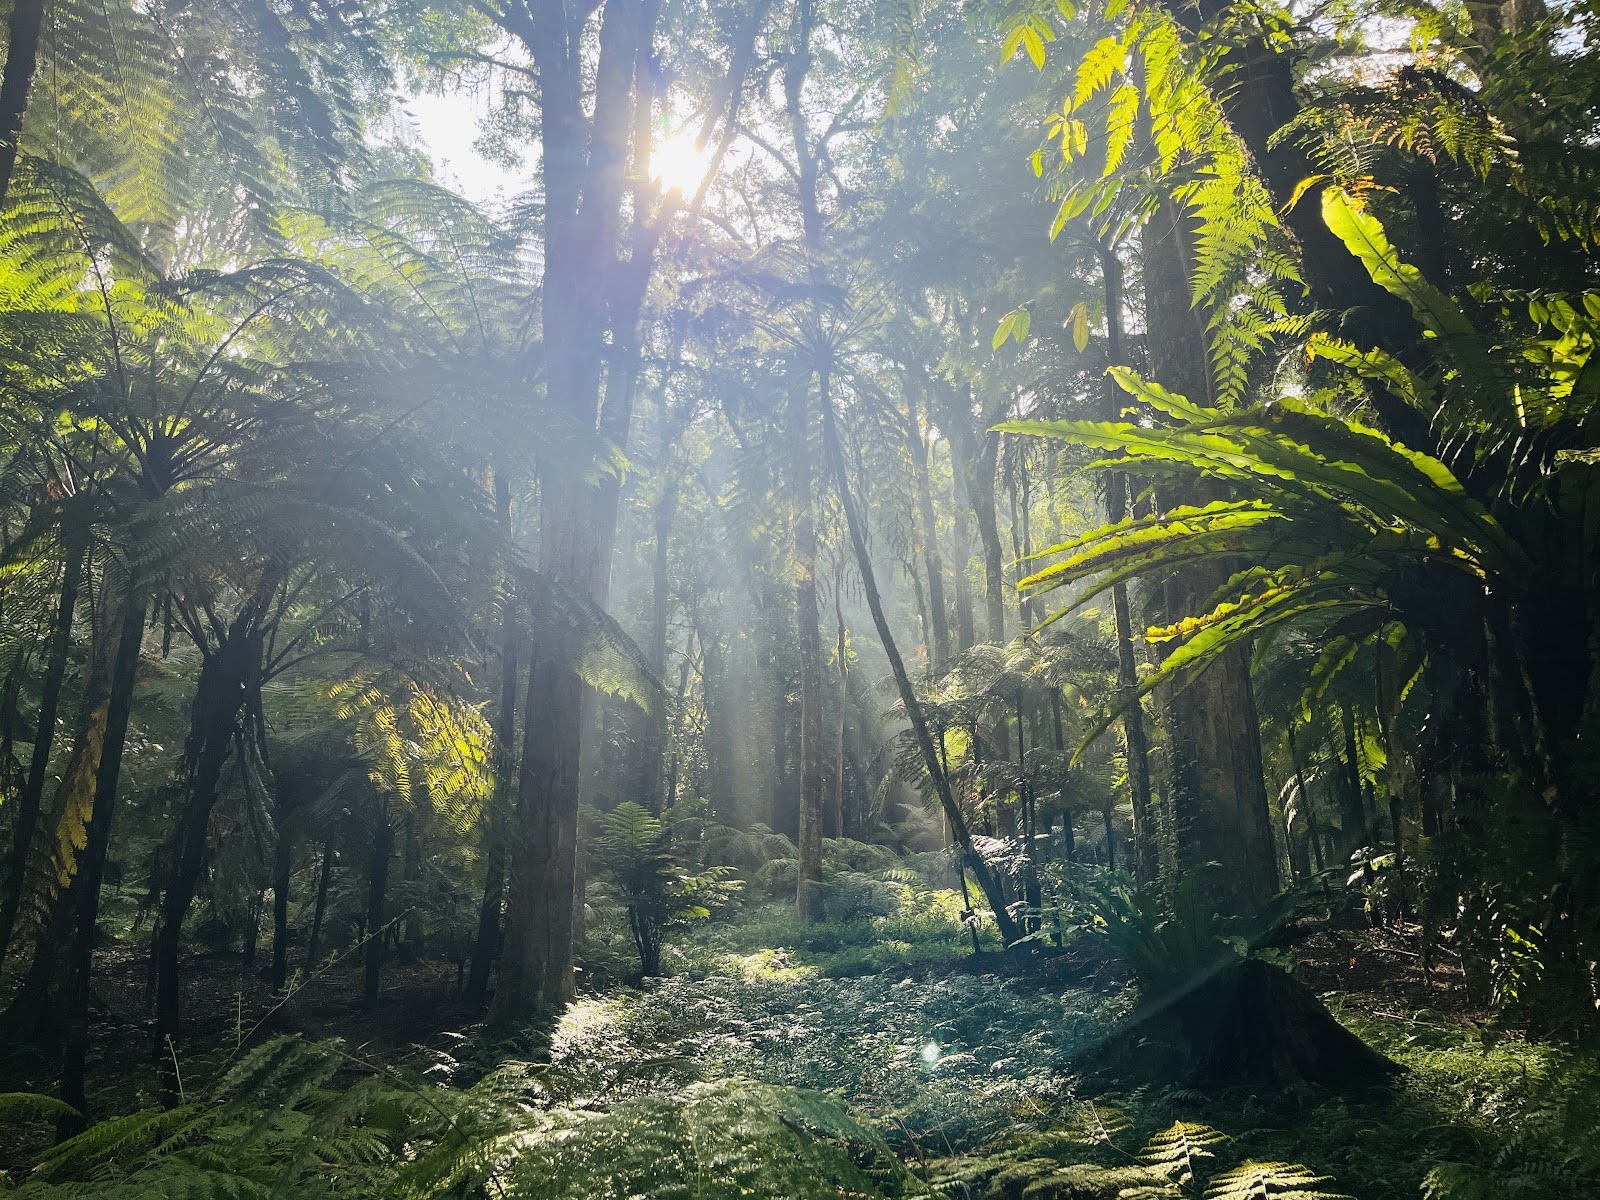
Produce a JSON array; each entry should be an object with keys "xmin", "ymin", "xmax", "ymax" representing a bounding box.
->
[
  {"xmin": 5, "ymin": 882, "xmax": 1599, "ymax": 1199},
  {"xmin": 3, "ymin": 0, "xmax": 1600, "ymax": 1193}
]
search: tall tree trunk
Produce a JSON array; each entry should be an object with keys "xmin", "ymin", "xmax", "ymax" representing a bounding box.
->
[
  {"xmin": 832, "ymin": 571, "xmax": 847, "ymax": 839},
  {"xmin": 467, "ymin": 474, "xmax": 518, "ymax": 1005},
  {"xmin": 960, "ymin": 413, "xmax": 1006, "ymax": 644},
  {"xmin": 791, "ymin": 377, "xmax": 825, "ymax": 921},
  {"xmin": 785, "ymin": 0, "xmax": 826, "ymax": 922},
  {"xmin": 492, "ymin": 0, "xmax": 650, "ymax": 1022},
  {"xmin": 906, "ymin": 383, "xmax": 950, "ymax": 673},
  {"xmin": 698, "ymin": 623, "xmax": 737, "ymax": 823},
  {"xmin": 947, "ymin": 437, "xmax": 977, "ymax": 654},
  {"xmin": 1100, "ymin": 243, "xmax": 1157, "ymax": 886},
  {"xmin": 819, "ymin": 378, "xmax": 1023, "ymax": 947},
  {"xmin": 0, "ymin": 0, "xmax": 45, "ymax": 210},
  {"xmin": 1144, "ymin": 201, "xmax": 1277, "ymax": 916},
  {"xmin": 0, "ymin": 519, "xmax": 86, "ymax": 967},
  {"xmin": 57, "ymin": 587, "xmax": 147, "ymax": 1139},
  {"xmin": 641, "ymin": 479, "xmax": 674, "ymax": 811}
]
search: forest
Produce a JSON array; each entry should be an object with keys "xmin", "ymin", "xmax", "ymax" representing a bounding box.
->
[{"xmin": 0, "ymin": 0, "xmax": 1597, "ymax": 1194}]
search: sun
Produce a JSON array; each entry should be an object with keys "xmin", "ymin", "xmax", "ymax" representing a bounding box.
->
[{"xmin": 651, "ymin": 130, "xmax": 715, "ymax": 198}]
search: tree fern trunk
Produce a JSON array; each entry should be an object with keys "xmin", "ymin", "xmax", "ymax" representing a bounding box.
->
[
  {"xmin": 0, "ymin": 518, "xmax": 86, "ymax": 968},
  {"xmin": 0, "ymin": 0, "xmax": 44, "ymax": 210},
  {"xmin": 363, "ymin": 802, "xmax": 393, "ymax": 1010},
  {"xmin": 154, "ymin": 606, "xmax": 268, "ymax": 1106},
  {"xmin": 57, "ymin": 587, "xmax": 147, "ymax": 1139}
]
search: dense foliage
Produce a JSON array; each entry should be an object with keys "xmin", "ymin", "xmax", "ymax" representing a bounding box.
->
[{"xmin": 0, "ymin": 0, "xmax": 1597, "ymax": 1194}]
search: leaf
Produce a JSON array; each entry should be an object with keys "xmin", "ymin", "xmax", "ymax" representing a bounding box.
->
[
  {"xmin": 1022, "ymin": 25, "xmax": 1047, "ymax": 70},
  {"xmin": 992, "ymin": 306, "xmax": 1032, "ymax": 350},
  {"xmin": 1070, "ymin": 301, "xmax": 1090, "ymax": 351}
]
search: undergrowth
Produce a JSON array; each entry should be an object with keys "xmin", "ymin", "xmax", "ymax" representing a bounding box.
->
[{"xmin": 4, "ymin": 888, "xmax": 1599, "ymax": 1199}]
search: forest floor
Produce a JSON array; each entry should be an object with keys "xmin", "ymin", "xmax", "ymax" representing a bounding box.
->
[{"xmin": 3, "ymin": 895, "xmax": 1597, "ymax": 1197}]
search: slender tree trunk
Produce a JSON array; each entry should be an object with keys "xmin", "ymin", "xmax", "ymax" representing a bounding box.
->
[
  {"xmin": 642, "ymin": 480, "xmax": 675, "ymax": 811},
  {"xmin": 304, "ymin": 839, "xmax": 332, "ymax": 973},
  {"xmin": 1339, "ymin": 705, "xmax": 1368, "ymax": 859},
  {"xmin": 1144, "ymin": 201, "xmax": 1277, "ymax": 916},
  {"xmin": 819, "ymin": 377, "xmax": 1022, "ymax": 946},
  {"xmin": 0, "ymin": 521, "xmax": 85, "ymax": 966},
  {"xmin": 1099, "ymin": 244, "xmax": 1157, "ymax": 885},
  {"xmin": 961, "ymin": 415, "xmax": 1006, "ymax": 644},
  {"xmin": 1286, "ymin": 723, "xmax": 1325, "ymax": 872},
  {"xmin": 363, "ymin": 803, "xmax": 393, "ymax": 1010},
  {"xmin": 783, "ymin": 0, "xmax": 826, "ymax": 921},
  {"xmin": 792, "ymin": 375, "xmax": 825, "ymax": 921},
  {"xmin": 1051, "ymin": 692, "xmax": 1076, "ymax": 861},
  {"xmin": 832, "ymin": 573, "xmax": 847, "ymax": 840},
  {"xmin": 242, "ymin": 891, "xmax": 262, "ymax": 966},
  {"xmin": 270, "ymin": 832, "xmax": 292, "ymax": 992},
  {"xmin": 948, "ymin": 438, "xmax": 977, "ymax": 654},
  {"xmin": 57, "ymin": 588, "xmax": 147, "ymax": 1139},
  {"xmin": 0, "ymin": 0, "xmax": 45, "ymax": 210},
  {"xmin": 402, "ymin": 809, "xmax": 423, "ymax": 958},
  {"xmin": 906, "ymin": 384, "xmax": 950, "ymax": 673},
  {"xmin": 154, "ymin": 604, "xmax": 268, "ymax": 1106}
]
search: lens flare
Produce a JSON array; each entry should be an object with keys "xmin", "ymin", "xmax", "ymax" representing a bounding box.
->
[{"xmin": 651, "ymin": 130, "xmax": 714, "ymax": 197}]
